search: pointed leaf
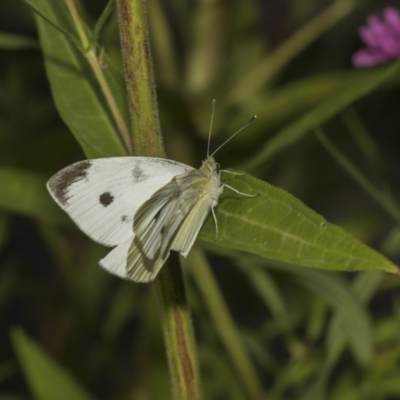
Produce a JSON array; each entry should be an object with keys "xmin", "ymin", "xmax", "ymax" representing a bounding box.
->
[
  {"xmin": 0, "ymin": 32, "xmax": 39, "ymax": 50},
  {"xmin": 27, "ymin": 0, "xmax": 128, "ymax": 158},
  {"xmin": 243, "ymin": 62, "xmax": 400, "ymax": 171},
  {"xmin": 250, "ymin": 258, "xmax": 374, "ymax": 364},
  {"xmin": 293, "ymin": 270, "xmax": 373, "ymax": 366},
  {"xmin": 12, "ymin": 329, "xmax": 95, "ymax": 400},
  {"xmin": 227, "ymin": 70, "xmax": 366, "ymax": 135},
  {"xmin": 199, "ymin": 173, "xmax": 398, "ymax": 274},
  {"xmin": 326, "ymin": 272, "xmax": 384, "ymax": 366},
  {"xmin": 0, "ymin": 167, "xmax": 68, "ymax": 225}
]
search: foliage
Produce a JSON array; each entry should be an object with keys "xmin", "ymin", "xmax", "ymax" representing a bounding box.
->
[{"xmin": 1, "ymin": 0, "xmax": 400, "ymax": 399}]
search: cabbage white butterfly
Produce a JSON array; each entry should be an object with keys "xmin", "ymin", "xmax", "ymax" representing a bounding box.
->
[{"xmin": 47, "ymin": 101, "xmax": 256, "ymax": 282}]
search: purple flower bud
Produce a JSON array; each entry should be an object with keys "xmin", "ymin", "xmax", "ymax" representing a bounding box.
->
[{"xmin": 353, "ymin": 7, "xmax": 400, "ymax": 67}]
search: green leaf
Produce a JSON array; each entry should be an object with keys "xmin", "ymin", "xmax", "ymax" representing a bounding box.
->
[
  {"xmin": 242, "ymin": 62, "xmax": 400, "ymax": 171},
  {"xmin": 371, "ymin": 375, "xmax": 400, "ymax": 398},
  {"xmin": 12, "ymin": 329, "xmax": 95, "ymax": 400},
  {"xmin": 237, "ymin": 264, "xmax": 289, "ymax": 324},
  {"xmin": 315, "ymin": 127, "xmax": 400, "ymax": 225},
  {"xmin": 27, "ymin": 0, "xmax": 127, "ymax": 158},
  {"xmin": 227, "ymin": 70, "xmax": 369, "ymax": 136},
  {"xmin": 187, "ymin": 250, "xmax": 264, "ymax": 400},
  {"xmin": 326, "ymin": 272, "xmax": 384, "ymax": 367},
  {"xmin": 264, "ymin": 262, "xmax": 373, "ymax": 366},
  {"xmin": 226, "ymin": 0, "xmax": 356, "ymax": 105},
  {"xmin": 199, "ymin": 172, "xmax": 398, "ymax": 274},
  {"xmin": 0, "ymin": 167, "xmax": 68, "ymax": 225},
  {"xmin": 0, "ymin": 32, "xmax": 39, "ymax": 50}
]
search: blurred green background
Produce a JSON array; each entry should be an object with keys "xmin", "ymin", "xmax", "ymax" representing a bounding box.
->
[{"xmin": 1, "ymin": 0, "xmax": 400, "ymax": 399}]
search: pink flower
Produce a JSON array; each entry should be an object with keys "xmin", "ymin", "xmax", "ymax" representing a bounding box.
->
[{"xmin": 352, "ymin": 7, "xmax": 400, "ymax": 67}]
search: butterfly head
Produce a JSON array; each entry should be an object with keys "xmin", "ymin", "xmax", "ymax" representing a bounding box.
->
[{"xmin": 202, "ymin": 156, "xmax": 219, "ymax": 173}]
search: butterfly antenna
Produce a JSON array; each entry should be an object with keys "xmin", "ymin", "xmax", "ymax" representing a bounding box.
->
[
  {"xmin": 207, "ymin": 99, "xmax": 217, "ymax": 158},
  {"xmin": 211, "ymin": 115, "xmax": 257, "ymax": 157}
]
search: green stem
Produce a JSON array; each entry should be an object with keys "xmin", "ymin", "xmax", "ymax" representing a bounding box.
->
[
  {"xmin": 188, "ymin": 249, "xmax": 264, "ymax": 400},
  {"xmin": 90, "ymin": 0, "xmax": 115, "ymax": 48},
  {"xmin": 156, "ymin": 254, "xmax": 201, "ymax": 400},
  {"xmin": 65, "ymin": 0, "xmax": 133, "ymax": 154},
  {"xmin": 116, "ymin": 1, "xmax": 201, "ymax": 399},
  {"xmin": 116, "ymin": 0, "xmax": 163, "ymax": 157},
  {"xmin": 314, "ymin": 127, "xmax": 400, "ymax": 226}
]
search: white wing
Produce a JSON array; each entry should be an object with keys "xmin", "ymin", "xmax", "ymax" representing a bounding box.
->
[
  {"xmin": 99, "ymin": 175, "xmax": 202, "ymax": 283},
  {"xmin": 170, "ymin": 194, "xmax": 215, "ymax": 257},
  {"xmin": 47, "ymin": 157, "xmax": 193, "ymax": 247},
  {"xmin": 117, "ymin": 170, "xmax": 219, "ymax": 282},
  {"xmin": 99, "ymin": 177, "xmax": 190, "ymax": 282},
  {"xmin": 99, "ymin": 237, "xmax": 166, "ymax": 282}
]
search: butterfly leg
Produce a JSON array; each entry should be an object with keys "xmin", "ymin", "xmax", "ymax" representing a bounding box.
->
[
  {"xmin": 219, "ymin": 169, "xmax": 245, "ymax": 177},
  {"xmin": 211, "ymin": 203, "xmax": 219, "ymax": 241},
  {"xmin": 220, "ymin": 170, "xmax": 256, "ymax": 197},
  {"xmin": 222, "ymin": 184, "xmax": 256, "ymax": 197}
]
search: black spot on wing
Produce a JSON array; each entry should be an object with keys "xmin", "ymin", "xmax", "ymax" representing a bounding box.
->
[
  {"xmin": 99, "ymin": 192, "xmax": 114, "ymax": 207},
  {"xmin": 133, "ymin": 165, "xmax": 147, "ymax": 182},
  {"xmin": 121, "ymin": 215, "xmax": 129, "ymax": 223},
  {"xmin": 48, "ymin": 160, "xmax": 92, "ymax": 206}
]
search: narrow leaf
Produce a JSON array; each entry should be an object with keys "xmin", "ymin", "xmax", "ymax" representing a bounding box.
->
[
  {"xmin": 187, "ymin": 250, "xmax": 264, "ymax": 400},
  {"xmin": 237, "ymin": 264, "xmax": 289, "ymax": 324},
  {"xmin": 227, "ymin": 70, "xmax": 369, "ymax": 135},
  {"xmin": 12, "ymin": 329, "xmax": 95, "ymax": 400},
  {"xmin": 27, "ymin": 0, "xmax": 127, "ymax": 158},
  {"xmin": 199, "ymin": 173, "xmax": 398, "ymax": 274},
  {"xmin": 226, "ymin": 0, "xmax": 356, "ymax": 105},
  {"xmin": 242, "ymin": 62, "xmax": 400, "ymax": 171},
  {"xmin": 0, "ymin": 167, "xmax": 68, "ymax": 225},
  {"xmin": 326, "ymin": 272, "xmax": 384, "ymax": 366},
  {"xmin": 315, "ymin": 127, "xmax": 400, "ymax": 225},
  {"xmin": 264, "ymin": 262, "xmax": 374, "ymax": 365},
  {"xmin": 0, "ymin": 32, "xmax": 39, "ymax": 50}
]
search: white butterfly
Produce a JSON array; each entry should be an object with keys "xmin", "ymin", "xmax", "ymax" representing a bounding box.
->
[{"xmin": 47, "ymin": 103, "xmax": 256, "ymax": 283}]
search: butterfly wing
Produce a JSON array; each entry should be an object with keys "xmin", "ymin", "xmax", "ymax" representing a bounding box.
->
[
  {"xmin": 101, "ymin": 177, "xmax": 188, "ymax": 282},
  {"xmin": 130, "ymin": 171, "xmax": 209, "ymax": 281},
  {"xmin": 99, "ymin": 170, "xmax": 216, "ymax": 282},
  {"xmin": 47, "ymin": 157, "xmax": 193, "ymax": 247},
  {"xmin": 170, "ymin": 193, "xmax": 216, "ymax": 257},
  {"xmin": 170, "ymin": 166, "xmax": 223, "ymax": 257}
]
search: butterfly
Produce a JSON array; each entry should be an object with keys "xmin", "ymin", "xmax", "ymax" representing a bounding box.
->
[{"xmin": 47, "ymin": 102, "xmax": 256, "ymax": 283}]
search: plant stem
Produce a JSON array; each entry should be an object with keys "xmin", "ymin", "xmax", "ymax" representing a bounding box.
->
[
  {"xmin": 116, "ymin": 1, "xmax": 201, "ymax": 399},
  {"xmin": 117, "ymin": 0, "xmax": 163, "ymax": 157},
  {"xmin": 156, "ymin": 253, "xmax": 201, "ymax": 400}
]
